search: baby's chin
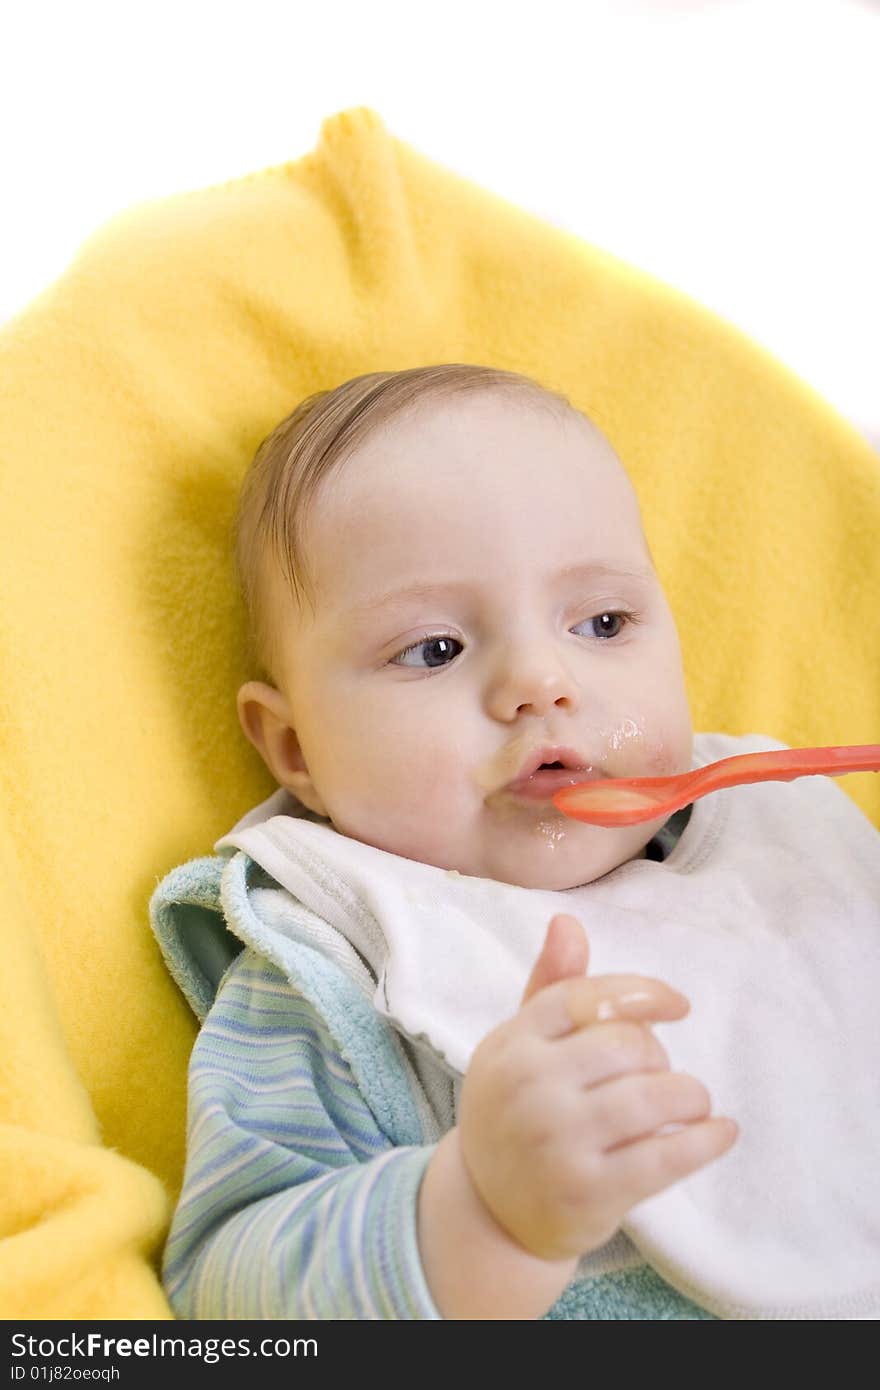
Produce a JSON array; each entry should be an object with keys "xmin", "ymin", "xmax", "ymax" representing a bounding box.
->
[
  {"xmin": 326, "ymin": 812, "xmax": 650, "ymax": 889},
  {"xmin": 483, "ymin": 844, "xmax": 648, "ymax": 891},
  {"xmin": 449, "ymin": 821, "xmax": 650, "ymax": 889}
]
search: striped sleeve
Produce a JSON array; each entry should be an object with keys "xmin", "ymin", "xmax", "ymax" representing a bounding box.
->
[{"xmin": 163, "ymin": 947, "xmax": 442, "ymax": 1319}]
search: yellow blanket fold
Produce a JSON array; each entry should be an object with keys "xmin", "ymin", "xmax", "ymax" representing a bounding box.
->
[{"xmin": 1, "ymin": 105, "xmax": 877, "ymax": 1318}]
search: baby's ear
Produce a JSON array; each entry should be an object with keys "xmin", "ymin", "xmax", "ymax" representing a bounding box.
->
[
  {"xmin": 236, "ymin": 681, "xmax": 292, "ymax": 765},
  {"xmin": 235, "ymin": 682, "xmax": 327, "ymax": 816}
]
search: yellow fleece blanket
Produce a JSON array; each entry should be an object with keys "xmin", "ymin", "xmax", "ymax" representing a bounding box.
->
[{"xmin": 0, "ymin": 106, "xmax": 877, "ymax": 1319}]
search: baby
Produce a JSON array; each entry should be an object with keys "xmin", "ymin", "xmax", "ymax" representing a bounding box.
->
[{"xmin": 151, "ymin": 363, "xmax": 880, "ymax": 1320}]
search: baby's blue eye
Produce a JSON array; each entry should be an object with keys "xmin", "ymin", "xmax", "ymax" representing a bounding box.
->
[
  {"xmin": 574, "ymin": 612, "xmax": 631, "ymax": 640},
  {"xmin": 393, "ymin": 636, "xmax": 464, "ymax": 669}
]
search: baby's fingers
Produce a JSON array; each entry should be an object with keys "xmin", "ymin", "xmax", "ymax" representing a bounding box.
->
[
  {"xmin": 522, "ymin": 972, "xmax": 689, "ymax": 1040},
  {"xmin": 604, "ymin": 1116, "xmax": 739, "ymax": 1209},
  {"xmin": 592, "ymin": 1071, "xmax": 712, "ymax": 1151},
  {"xmin": 562, "ymin": 1020, "xmax": 671, "ymax": 1090}
]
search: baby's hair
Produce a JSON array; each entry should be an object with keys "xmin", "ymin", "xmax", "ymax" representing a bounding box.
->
[{"xmin": 233, "ymin": 362, "xmax": 575, "ymax": 685}]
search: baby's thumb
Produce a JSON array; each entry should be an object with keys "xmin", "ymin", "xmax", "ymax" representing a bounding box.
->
[{"xmin": 520, "ymin": 913, "xmax": 590, "ymax": 1006}]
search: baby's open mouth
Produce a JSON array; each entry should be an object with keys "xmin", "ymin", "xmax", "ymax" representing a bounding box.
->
[
  {"xmin": 501, "ymin": 748, "xmax": 603, "ymax": 803},
  {"xmin": 505, "ymin": 767, "xmax": 595, "ymax": 802}
]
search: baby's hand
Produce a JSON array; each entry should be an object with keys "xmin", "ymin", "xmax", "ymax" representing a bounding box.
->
[{"xmin": 457, "ymin": 913, "xmax": 739, "ymax": 1263}]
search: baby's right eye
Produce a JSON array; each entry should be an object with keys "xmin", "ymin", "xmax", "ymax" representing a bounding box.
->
[{"xmin": 391, "ymin": 635, "xmax": 463, "ymax": 670}]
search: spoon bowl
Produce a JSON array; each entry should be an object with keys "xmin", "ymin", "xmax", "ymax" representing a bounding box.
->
[{"xmin": 551, "ymin": 744, "xmax": 880, "ymax": 827}]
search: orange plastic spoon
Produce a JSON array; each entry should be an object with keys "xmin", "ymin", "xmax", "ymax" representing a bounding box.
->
[{"xmin": 552, "ymin": 744, "xmax": 880, "ymax": 827}]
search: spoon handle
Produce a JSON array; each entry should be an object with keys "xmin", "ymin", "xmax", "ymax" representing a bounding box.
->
[
  {"xmin": 554, "ymin": 743, "xmax": 880, "ymax": 826},
  {"xmin": 690, "ymin": 744, "xmax": 880, "ymax": 796}
]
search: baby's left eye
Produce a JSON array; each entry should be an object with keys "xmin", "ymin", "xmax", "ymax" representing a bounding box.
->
[
  {"xmin": 573, "ymin": 612, "xmax": 633, "ymax": 640},
  {"xmin": 391, "ymin": 636, "xmax": 464, "ymax": 669}
]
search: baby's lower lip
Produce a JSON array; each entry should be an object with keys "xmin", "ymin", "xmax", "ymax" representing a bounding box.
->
[{"xmin": 503, "ymin": 768, "xmax": 600, "ymax": 802}]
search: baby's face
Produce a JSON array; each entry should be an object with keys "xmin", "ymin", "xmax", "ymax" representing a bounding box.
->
[{"xmin": 241, "ymin": 393, "xmax": 694, "ymax": 889}]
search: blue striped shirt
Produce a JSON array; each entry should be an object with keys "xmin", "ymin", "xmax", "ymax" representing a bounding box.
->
[{"xmin": 165, "ymin": 949, "xmax": 440, "ymax": 1318}]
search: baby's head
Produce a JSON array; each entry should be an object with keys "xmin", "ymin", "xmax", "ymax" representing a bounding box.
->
[{"xmin": 233, "ymin": 364, "xmax": 693, "ymax": 890}]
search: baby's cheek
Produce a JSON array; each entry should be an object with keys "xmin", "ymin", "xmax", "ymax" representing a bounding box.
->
[
  {"xmin": 357, "ymin": 750, "xmax": 458, "ymax": 831},
  {"xmin": 594, "ymin": 712, "xmax": 670, "ymax": 776},
  {"xmin": 645, "ymin": 739, "xmax": 677, "ymax": 775},
  {"xmin": 620, "ymin": 719, "xmax": 693, "ymax": 780},
  {"xmin": 642, "ymin": 722, "xmax": 695, "ymax": 777}
]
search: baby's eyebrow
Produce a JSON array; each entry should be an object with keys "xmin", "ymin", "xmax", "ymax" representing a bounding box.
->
[
  {"xmin": 349, "ymin": 562, "xmax": 654, "ymax": 618},
  {"xmin": 556, "ymin": 561, "xmax": 656, "ymax": 586},
  {"xmin": 349, "ymin": 579, "xmax": 472, "ymax": 618}
]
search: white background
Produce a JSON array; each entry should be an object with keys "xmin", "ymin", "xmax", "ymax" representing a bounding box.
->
[{"xmin": 3, "ymin": 0, "xmax": 878, "ymax": 445}]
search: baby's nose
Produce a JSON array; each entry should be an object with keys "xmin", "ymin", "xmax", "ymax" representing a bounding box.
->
[{"xmin": 486, "ymin": 652, "xmax": 580, "ymax": 722}]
